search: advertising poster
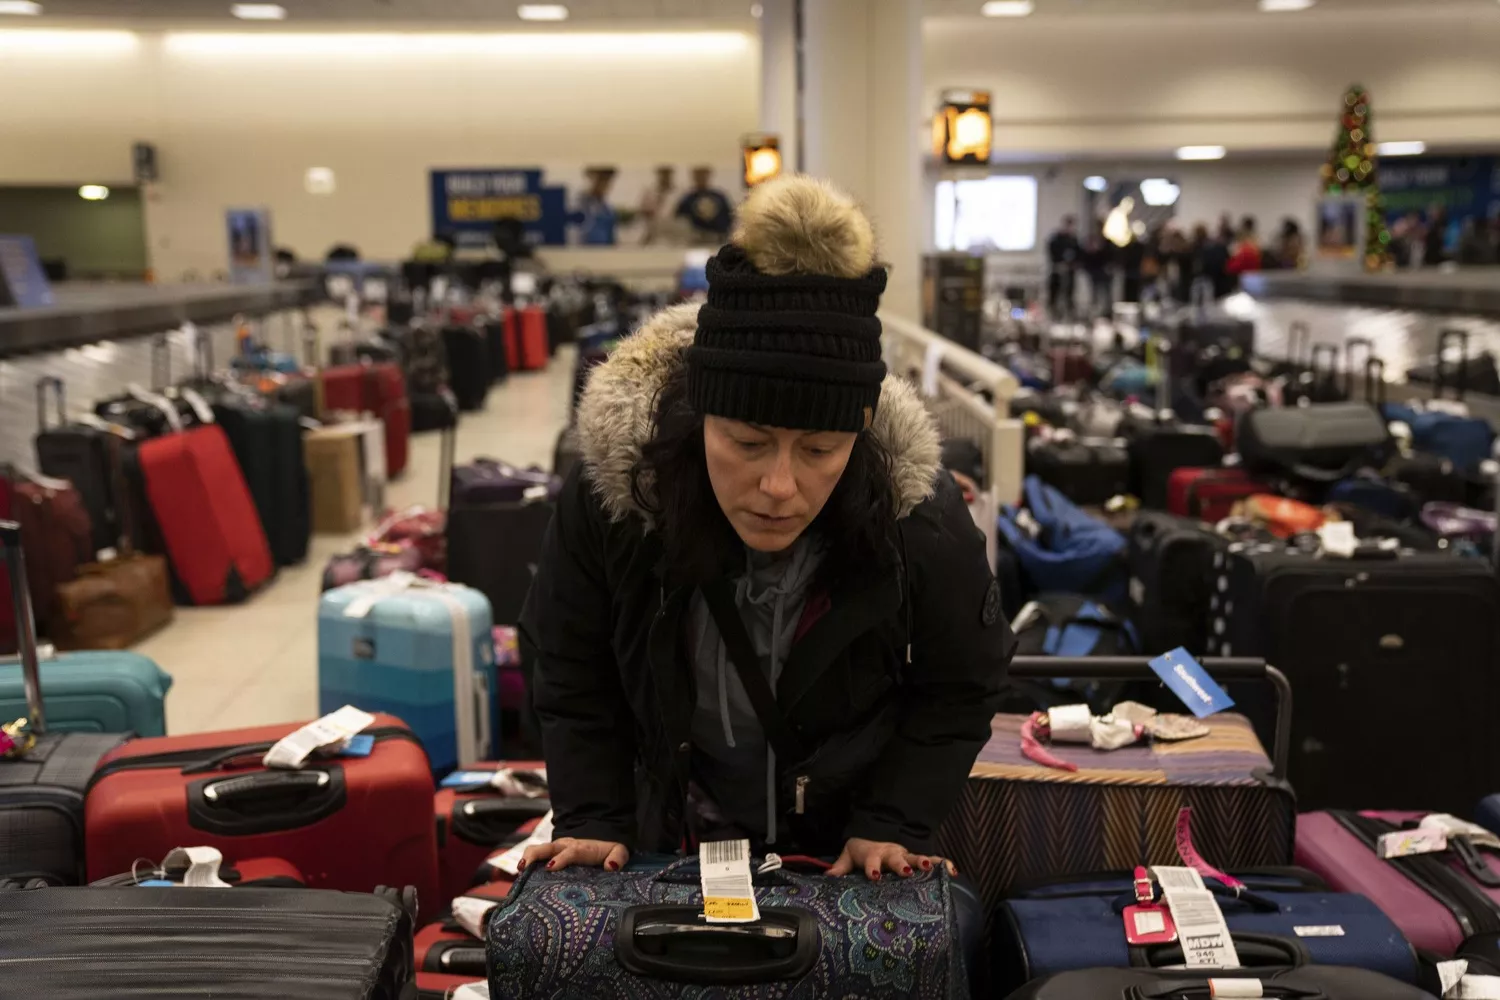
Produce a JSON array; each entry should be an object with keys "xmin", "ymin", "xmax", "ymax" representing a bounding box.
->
[
  {"xmin": 0, "ymin": 234, "xmax": 55, "ymax": 308},
  {"xmin": 1380, "ymin": 155, "xmax": 1499, "ymax": 249},
  {"xmin": 226, "ymin": 208, "xmax": 273, "ymax": 284},
  {"xmin": 429, "ymin": 169, "xmax": 568, "ymax": 248}
]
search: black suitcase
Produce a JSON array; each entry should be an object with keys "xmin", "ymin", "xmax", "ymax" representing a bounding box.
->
[
  {"xmin": 0, "ymin": 884, "xmax": 417, "ymax": 999},
  {"xmin": 1207, "ymin": 541, "xmax": 1500, "ymax": 813},
  {"xmin": 1026, "ymin": 438, "xmax": 1130, "ymax": 505},
  {"xmin": 410, "ymin": 389, "xmax": 458, "ymax": 434},
  {"xmin": 481, "ymin": 318, "xmax": 509, "ymax": 383},
  {"xmin": 0, "ymin": 520, "xmax": 128, "ymax": 886},
  {"xmin": 211, "ymin": 395, "xmax": 309, "ymax": 568},
  {"xmin": 1125, "ymin": 511, "xmax": 1223, "ymax": 656},
  {"xmin": 1005, "ymin": 967, "xmax": 1431, "ymax": 1000},
  {"xmin": 1238, "ymin": 402, "xmax": 1394, "ymax": 483},
  {"xmin": 1122, "ymin": 417, "xmax": 1225, "ymax": 510},
  {"xmin": 33, "ymin": 377, "xmax": 115, "ymax": 555},
  {"xmin": 440, "ymin": 325, "xmax": 491, "ymax": 412},
  {"xmin": 445, "ymin": 500, "xmax": 555, "ymax": 626}
]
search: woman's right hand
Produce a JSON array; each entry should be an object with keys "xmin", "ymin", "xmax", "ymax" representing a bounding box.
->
[{"xmin": 520, "ymin": 837, "xmax": 630, "ymax": 872}]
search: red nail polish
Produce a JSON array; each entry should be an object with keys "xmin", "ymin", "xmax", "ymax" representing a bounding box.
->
[
  {"xmin": 517, "ymin": 859, "xmax": 527, "ymax": 870},
  {"xmin": 921, "ymin": 860, "xmax": 932, "ymax": 870},
  {"xmin": 870, "ymin": 872, "xmax": 880, "ymax": 881},
  {"xmin": 545, "ymin": 860, "xmax": 555, "ymax": 869},
  {"xmin": 902, "ymin": 866, "xmax": 913, "ymax": 876},
  {"xmin": 606, "ymin": 861, "xmax": 619, "ymax": 871}
]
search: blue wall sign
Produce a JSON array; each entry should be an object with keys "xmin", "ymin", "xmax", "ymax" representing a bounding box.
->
[
  {"xmin": 1380, "ymin": 155, "xmax": 1499, "ymax": 250},
  {"xmin": 0, "ymin": 234, "xmax": 55, "ymax": 308},
  {"xmin": 430, "ymin": 168, "xmax": 568, "ymax": 247}
]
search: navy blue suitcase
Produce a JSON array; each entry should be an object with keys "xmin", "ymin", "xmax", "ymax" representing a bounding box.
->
[{"xmin": 990, "ymin": 868, "xmax": 1419, "ymax": 996}]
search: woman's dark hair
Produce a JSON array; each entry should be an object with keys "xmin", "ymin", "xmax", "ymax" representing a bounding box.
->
[{"xmin": 631, "ymin": 367, "xmax": 899, "ymax": 585}]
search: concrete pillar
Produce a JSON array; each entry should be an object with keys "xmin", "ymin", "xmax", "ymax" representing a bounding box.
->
[
  {"xmin": 757, "ymin": 0, "xmax": 799, "ymax": 174},
  {"xmin": 800, "ymin": 0, "xmax": 923, "ymax": 320}
]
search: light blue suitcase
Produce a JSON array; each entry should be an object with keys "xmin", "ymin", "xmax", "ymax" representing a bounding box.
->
[
  {"xmin": 317, "ymin": 577, "xmax": 494, "ymax": 775},
  {"xmin": 0, "ymin": 645, "xmax": 171, "ymax": 737}
]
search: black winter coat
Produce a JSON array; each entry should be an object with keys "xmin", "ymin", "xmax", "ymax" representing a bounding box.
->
[{"xmin": 520, "ymin": 304, "xmax": 1015, "ymax": 856}]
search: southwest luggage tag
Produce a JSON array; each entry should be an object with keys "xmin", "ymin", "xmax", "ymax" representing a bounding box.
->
[
  {"xmin": 1123, "ymin": 864, "xmax": 1178, "ymax": 946},
  {"xmin": 1149, "ymin": 648, "xmax": 1234, "ymax": 719}
]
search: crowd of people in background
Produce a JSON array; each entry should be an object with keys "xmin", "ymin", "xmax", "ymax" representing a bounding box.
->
[
  {"xmin": 1388, "ymin": 206, "xmax": 1500, "ymax": 268},
  {"xmin": 1047, "ymin": 201, "xmax": 1500, "ymax": 319},
  {"xmin": 1046, "ymin": 211, "xmax": 1305, "ymax": 318}
]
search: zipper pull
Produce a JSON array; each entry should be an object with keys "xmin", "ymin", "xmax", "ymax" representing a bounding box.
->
[{"xmin": 795, "ymin": 775, "xmax": 808, "ymax": 815}]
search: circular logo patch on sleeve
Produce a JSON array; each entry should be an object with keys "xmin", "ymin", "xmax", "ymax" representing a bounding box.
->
[{"xmin": 981, "ymin": 579, "xmax": 1002, "ymax": 627}]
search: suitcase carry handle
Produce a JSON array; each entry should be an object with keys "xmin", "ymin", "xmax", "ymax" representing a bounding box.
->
[
  {"xmin": 1007, "ymin": 656, "xmax": 1291, "ymax": 782},
  {"xmin": 1436, "ymin": 329, "xmax": 1470, "ymax": 402},
  {"xmin": 34, "ymin": 376, "xmax": 66, "ymax": 431},
  {"xmin": 1110, "ymin": 878, "xmax": 1282, "ymax": 915},
  {"xmin": 0, "ymin": 521, "xmax": 46, "ymax": 734},
  {"xmin": 613, "ymin": 904, "xmax": 820, "ymax": 985},
  {"xmin": 1131, "ymin": 931, "xmax": 1309, "ymax": 971},
  {"xmin": 180, "ymin": 741, "xmax": 276, "ymax": 775},
  {"xmin": 1287, "ymin": 322, "xmax": 1310, "ymax": 364},
  {"xmin": 189, "ymin": 768, "xmax": 347, "ymax": 837}
]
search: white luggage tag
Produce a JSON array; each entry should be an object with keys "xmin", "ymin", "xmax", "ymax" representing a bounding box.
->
[
  {"xmin": 263, "ymin": 705, "xmax": 375, "ymax": 770},
  {"xmin": 1151, "ymin": 866, "xmax": 1240, "ymax": 969},
  {"xmin": 450, "ymin": 984, "xmax": 490, "ymax": 1000},
  {"xmin": 699, "ymin": 838, "xmax": 760, "ymax": 924},
  {"xmin": 160, "ymin": 846, "xmax": 231, "ymax": 887},
  {"xmin": 487, "ymin": 811, "xmax": 553, "ymax": 877},
  {"xmin": 1208, "ymin": 980, "xmax": 1263, "ymax": 998},
  {"xmin": 451, "ymin": 895, "xmax": 500, "ymax": 939}
]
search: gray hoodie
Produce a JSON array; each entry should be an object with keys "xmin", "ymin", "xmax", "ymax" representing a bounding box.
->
[{"xmin": 685, "ymin": 535, "xmax": 823, "ymax": 845}]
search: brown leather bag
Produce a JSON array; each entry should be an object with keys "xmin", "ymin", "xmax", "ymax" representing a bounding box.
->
[{"xmin": 49, "ymin": 430, "xmax": 174, "ymax": 651}]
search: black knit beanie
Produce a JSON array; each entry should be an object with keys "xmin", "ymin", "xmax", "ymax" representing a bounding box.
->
[{"xmin": 685, "ymin": 176, "xmax": 888, "ymax": 433}]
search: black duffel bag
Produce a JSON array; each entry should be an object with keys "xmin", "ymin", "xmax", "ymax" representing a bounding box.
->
[{"xmin": 1237, "ymin": 401, "xmax": 1393, "ymax": 482}]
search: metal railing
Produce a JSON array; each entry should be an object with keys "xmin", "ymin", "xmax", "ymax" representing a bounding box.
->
[{"xmin": 879, "ymin": 312, "xmax": 1025, "ymax": 507}]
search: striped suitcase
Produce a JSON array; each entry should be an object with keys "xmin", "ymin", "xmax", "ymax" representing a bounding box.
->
[
  {"xmin": 318, "ymin": 578, "xmax": 495, "ymax": 775},
  {"xmin": 937, "ymin": 656, "xmax": 1295, "ymax": 910}
]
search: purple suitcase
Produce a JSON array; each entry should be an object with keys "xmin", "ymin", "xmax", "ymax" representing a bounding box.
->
[
  {"xmin": 449, "ymin": 459, "xmax": 560, "ymax": 505},
  {"xmin": 1296, "ymin": 809, "xmax": 1500, "ymax": 956}
]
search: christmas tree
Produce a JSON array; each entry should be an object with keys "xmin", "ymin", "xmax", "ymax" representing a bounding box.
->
[{"xmin": 1320, "ymin": 83, "xmax": 1391, "ymax": 271}]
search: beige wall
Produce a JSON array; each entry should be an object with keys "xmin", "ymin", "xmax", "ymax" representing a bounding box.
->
[
  {"xmin": 0, "ymin": 28, "xmax": 759, "ymax": 280},
  {"xmin": 924, "ymin": 6, "xmax": 1500, "ymax": 154}
]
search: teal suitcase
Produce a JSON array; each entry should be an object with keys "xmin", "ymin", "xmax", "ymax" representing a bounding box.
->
[{"xmin": 0, "ymin": 646, "xmax": 171, "ymax": 737}]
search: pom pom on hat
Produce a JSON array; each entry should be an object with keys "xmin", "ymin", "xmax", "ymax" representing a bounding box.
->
[{"xmin": 731, "ymin": 175, "xmax": 877, "ymax": 279}]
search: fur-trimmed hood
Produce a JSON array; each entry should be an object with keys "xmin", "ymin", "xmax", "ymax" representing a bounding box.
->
[{"xmin": 575, "ymin": 302, "xmax": 942, "ymax": 528}]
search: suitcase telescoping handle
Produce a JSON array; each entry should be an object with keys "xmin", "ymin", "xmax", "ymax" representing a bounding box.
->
[
  {"xmin": 614, "ymin": 904, "xmax": 819, "ymax": 985},
  {"xmin": 1344, "ymin": 337, "xmax": 1387, "ymax": 404},
  {"xmin": 1436, "ymin": 328, "xmax": 1471, "ymax": 402},
  {"xmin": 0, "ymin": 521, "xmax": 46, "ymax": 734},
  {"xmin": 1006, "ymin": 656, "xmax": 1291, "ymax": 782},
  {"xmin": 34, "ymin": 377, "xmax": 65, "ymax": 432}
]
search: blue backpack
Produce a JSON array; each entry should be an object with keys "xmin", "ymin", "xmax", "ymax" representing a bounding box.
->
[{"xmin": 997, "ymin": 477, "xmax": 1127, "ymax": 605}]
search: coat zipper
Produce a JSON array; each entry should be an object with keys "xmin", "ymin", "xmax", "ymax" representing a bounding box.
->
[
  {"xmin": 1331, "ymin": 810, "xmax": 1500, "ymax": 938},
  {"xmin": 85, "ymin": 725, "xmax": 421, "ymax": 792}
]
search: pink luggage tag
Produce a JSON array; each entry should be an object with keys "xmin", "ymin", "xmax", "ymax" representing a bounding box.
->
[
  {"xmin": 1123, "ymin": 865, "xmax": 1178, "ymax": 946},
  {"xmin": 1176, "ymin": 807, "xmax": 1247, "ymax": 894},
  {"xmin": 1020, "ymin": 712, "xmax": 1079, "ymax": 773}
]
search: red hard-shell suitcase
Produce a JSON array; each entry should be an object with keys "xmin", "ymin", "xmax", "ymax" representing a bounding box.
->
[
  {"xmin": 1166, "ymin": 466, "xmax": 1268, "ymax": 523},
  {"xmin": 518, "ymin": 307, "xmax": 548, "ymax": 371},
  {"xmin": 84, "ymin": 714, "xmax": 439, "ymax": 911},
  {"xmin": 433, "ymin": 760, "xmax": 546, "ymax": 903},
  {"xmin": 138, "ymin": 425, "xmax": 273, "ymax": 605},
  {"xmin": 320, "ymin": 363, "xmax": 412, "ymax": 479}
]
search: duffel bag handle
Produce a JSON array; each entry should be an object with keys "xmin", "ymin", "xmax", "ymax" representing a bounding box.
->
[
  {"xmin": 613, "ymin": 904, "xmax": 819, "ymax": 985},
  {"xmin": 1007, "ymin": 657, "xmax": 1291, "ymax": 783}
]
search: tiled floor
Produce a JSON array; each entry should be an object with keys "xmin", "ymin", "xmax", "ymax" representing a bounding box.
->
[{"xmin": 137, "ymin": 350, "xmax": 575, "ymax": 735}]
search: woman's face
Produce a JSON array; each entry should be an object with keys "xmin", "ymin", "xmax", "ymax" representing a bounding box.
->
[{"xmin": 702, "ymin": 416, "xmax": 858, "ymax": 553}]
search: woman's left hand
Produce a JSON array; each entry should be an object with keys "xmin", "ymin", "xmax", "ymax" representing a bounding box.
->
[{"xmin": 827, "ymin": 838, "xmax": 958, "ymax": 880}]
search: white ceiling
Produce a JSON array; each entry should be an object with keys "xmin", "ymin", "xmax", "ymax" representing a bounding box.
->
[{"xmin": 15, "ymin": 0, "xmax": 1490, "ymax": 23}]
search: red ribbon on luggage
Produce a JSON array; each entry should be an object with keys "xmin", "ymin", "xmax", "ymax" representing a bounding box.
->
[{"xmin": 1020, "ymin": 712, "xmax": 1078, "ymax": 773}]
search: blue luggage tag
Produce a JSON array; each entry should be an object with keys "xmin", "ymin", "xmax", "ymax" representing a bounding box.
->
[
  {"xmin": 1149, "ymin": 647, "xmax": 1234, "ymax": 719},
  {"xmin": 337, "ymin": 734, "xmax": 375, "ymax": 758},
  {"xmin": 442, "ymin": 770, "xmax": 497, "ymax": 788}
]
